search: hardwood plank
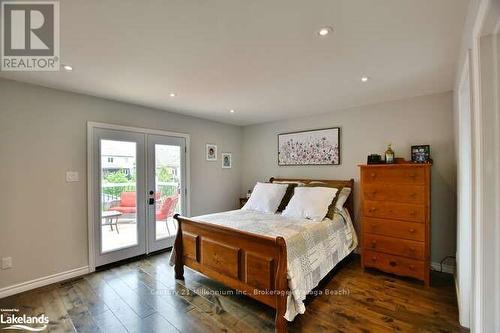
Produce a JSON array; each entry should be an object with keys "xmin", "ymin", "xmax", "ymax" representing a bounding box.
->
[
  {"xmin": 56, "ymin": 284, "xmax": 103, "ymax": 333},
  {"xmin": 172, "ymin": 280, "xmax": 258, "ymax": 333},
  {"xmin": 40, "ymin": 289, "xmax": 76, "ymax": 333},
  {"xmin": 0, "ymin": 251, "xmax": 466, "ymax": 333},
  {"xmin": 95, "ymin": 259, "xmax": 231, "ymax": 333},
  {"xmin": 182, "ymin": 269, "xmax": 275, "ymax": 332},
  {"xmin": 178, "ymin": 276, "xmax": 271, "ymax": 332}
]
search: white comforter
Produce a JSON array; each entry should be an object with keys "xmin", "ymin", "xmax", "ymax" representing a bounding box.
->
[{"xmin": 170, "ymin": 209, "xmax": 357, "ymax": 321}]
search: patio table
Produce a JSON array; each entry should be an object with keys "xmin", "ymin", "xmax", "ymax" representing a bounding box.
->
[{"xmin": 102, "ymin": 210, "xmax": 123, "ymax": 234}]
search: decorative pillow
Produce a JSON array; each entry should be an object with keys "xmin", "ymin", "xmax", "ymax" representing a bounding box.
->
[
  {"xmin": 282, "ymin": 186, "xmax": 338, "ymax": 222},
  {"xmin": 305, "ymin": 183, "xmax": 341, "ymax": 219},
  {"xmin": 242, "ymin": 182, "xmax": 288, "ymax": 213},
  {"xmin": 335, "ymin": 187, "xmax": 352, "ymax": 210},
  {"xmin": 271, "ymin": 182, "xmax": 301, "ymax": 212}
]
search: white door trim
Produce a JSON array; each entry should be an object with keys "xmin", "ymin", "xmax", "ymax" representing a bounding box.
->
[
  {"xmin": 456, "ymin": 49, "xmax": 473, "ymax": 328},
  {"xmin": 469, "ymin": 0, "xmax": 500, "ymax": 331},
  {"xmin": 87, "ymin": 122, "xmax": 191, "ymax": 272},
  {"xmin": 470, "ymin": 7, "xmax": 484, "ymax": 333}
]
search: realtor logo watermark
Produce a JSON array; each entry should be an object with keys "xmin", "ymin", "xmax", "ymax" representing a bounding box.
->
[
  {"xmin": 1, "ymin": 308, "xmax": 49, "ymax": 332},
  {"xmin": 1, "ymin": 1, "xmax": 60, "ymax": 71}
]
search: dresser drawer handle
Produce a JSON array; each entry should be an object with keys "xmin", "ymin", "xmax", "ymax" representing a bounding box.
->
[
  {"xmin": 409, "ymin": 247, "xmax": 416, "ymax": 252},
  {"xmin": 409, "ymin": 192, "xmax": 417, "ymax": 198},
  {"xmin": 409, "ymin": 210, "xmax": 417, "ymax": 216},
  {"xmin": 409, "ymin": 265, "xmax": 415, "ymax": 271},
  {"xmin": 409, "ymin": 228, "xmax": 416, "ymax": 233},
  {"xmin": 370, "ymin": 173, "xmax": 377, "ymax": 178},
  {"xmin": 371, "ymin": 240, "xmax": 377, "ymax": 248},
  {"xmin": 389, "ymin": 261, "xmax": 397, "ymax": 267},
  {"xmin": 368, "ymin": 208, "xmax": 377, "ymax": 213},
  {"xmin": 408, "ymin": 173, "xmax": 417, "ymax": 179},
  {"xmin": 370, "ymin": 191, "xmax": 378, "ymax": 196},
  {"xmin": 371, "ymin": 256, "xmax": 377, "ymax": 261}
]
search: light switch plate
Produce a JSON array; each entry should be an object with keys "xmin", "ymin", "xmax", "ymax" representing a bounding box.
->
[
  {"xmin": 2, "ymin": 257, "xmax": 12, "ymax": 269},
  {"xmin": 66, "ymin": 171, "xmax": 80, "ymax": 182}
]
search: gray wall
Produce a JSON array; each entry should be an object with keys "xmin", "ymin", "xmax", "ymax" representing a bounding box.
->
[
  {"xmin": 0, "ymin": 78, "xmax": 242, "ymax": 289},
  {"xmin": 0, "ymin": 78, "xmax": 456, "ymax": 291},
  {"xmin": 241, "ymin": 92, "xmax": 456, "ymax": 263}
]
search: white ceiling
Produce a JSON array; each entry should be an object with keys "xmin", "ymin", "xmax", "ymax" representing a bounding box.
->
[{"xmin": 0, "ymin": 0, "xmax": 469, "ymax": 126}]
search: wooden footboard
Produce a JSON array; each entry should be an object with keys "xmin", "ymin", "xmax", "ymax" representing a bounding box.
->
[{"xmin": 173, "ymin": 214, "xmax": 288, "ymax": 333}]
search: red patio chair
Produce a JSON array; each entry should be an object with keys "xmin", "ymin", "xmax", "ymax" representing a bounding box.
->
[
  {"xmin": 110, "ymin": 191, "xmax": 137, "ymax": 214},
  {"xmin": 156, "ymin": 195, "xmax": 179, "ymax": 235}
]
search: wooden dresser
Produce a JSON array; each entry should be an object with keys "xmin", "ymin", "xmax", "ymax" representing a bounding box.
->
[{"xmin": 359, "ymin": 163, "xmax": 431, "ymax": 286}]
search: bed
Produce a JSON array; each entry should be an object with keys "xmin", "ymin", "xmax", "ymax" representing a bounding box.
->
[{"xmin": 172, "ymin": 178, "xmax": 356, "ymax": 333}]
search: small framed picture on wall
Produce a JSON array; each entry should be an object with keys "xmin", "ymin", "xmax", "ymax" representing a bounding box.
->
[
  {"xmin": 206, "ymin": 144, "xmax": 217, "ymax": 161},
  {"xmin": 222, "ymin": 153, "xmax": 232, "ymax": 168}
]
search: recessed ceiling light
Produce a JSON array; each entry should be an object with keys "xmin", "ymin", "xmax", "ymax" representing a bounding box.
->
[
  {"xmin": 318, "ymin": 26, "xmax": 333, "ymax": 36},
  {"xmin": 229, "ymin": 109, "xmax": 235, "ymax": 113},
  {"xmin": 361, "ymin": 76, "xmax": 369, "ymax": 82},
  {"xmin": 169, "ymin": 93, "xmax": 176, "ymax": 97},
  {"xmin": 62, "ymin": 65, "xmax": 73, "ymax": 71}
]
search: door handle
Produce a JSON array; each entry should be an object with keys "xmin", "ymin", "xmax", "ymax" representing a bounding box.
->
[{"xmin": 149, "ymin": 198, "xmax": 155, "ymax": 205}]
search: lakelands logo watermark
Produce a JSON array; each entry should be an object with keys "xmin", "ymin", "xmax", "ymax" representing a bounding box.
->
[
  {"xmin": 1, "ymin": 308, "xmax": 49, "ymax": 331},
  {"xmin": 1, "ymin": 1, "xmax": 60, "ymax": 71}
]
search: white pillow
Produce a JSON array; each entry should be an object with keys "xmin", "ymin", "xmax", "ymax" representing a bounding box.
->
[
  {"xmin": 335, "ymin": 187, "xmax": 351, "ymax": 210},
  {"xmin": 242, "ymin": 182, "xmax": 288, "ymax": 213},
  {"xmin": 282, "ymin": 187, "xmax": 338, "ymax": 222}
]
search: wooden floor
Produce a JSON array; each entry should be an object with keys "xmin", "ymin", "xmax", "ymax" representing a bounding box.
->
[{"xmin": 0, "ymin": 252, "xmax": 466, "ymax": 333}]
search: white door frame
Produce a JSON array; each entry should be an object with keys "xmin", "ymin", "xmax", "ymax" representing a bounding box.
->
[
  {"xmin": 87, "ymin": 122, "xmax": 191, "ymax": 272},
  {"xmin": 468, "ymin": 0, "xmax": 500, "ymax": 331},
  {"xmin": 456, "ymin": 50, "xmax": 473, "ymax": 329}
]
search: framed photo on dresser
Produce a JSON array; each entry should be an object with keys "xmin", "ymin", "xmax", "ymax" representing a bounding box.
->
[
  {"xmin": 411, "ymin": 145, "xmax": 431, "ymax": 163},
  {"xmin": 278, "ymin": 127, "xmax": 341, "ymax": 166}
]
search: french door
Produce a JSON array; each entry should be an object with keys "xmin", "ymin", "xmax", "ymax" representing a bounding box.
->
[
  {"xmin": 92, "ymin": 127, "xmax": 187, "ymax": 267},
  {"xmin": 147, "ymin": 135, "xmax": 186, "ymax": 252}
]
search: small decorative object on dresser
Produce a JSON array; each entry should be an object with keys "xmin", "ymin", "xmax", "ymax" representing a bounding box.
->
[
  {"xmin": 384, "ymin": 144, "xmax": 395, "ymax": 163},
  {"xmin": 367, "ymin": 154, "xmax": 383, "ymax": 164},
  {"xmin": 206, "ymin": 144, "xmax": 217, "ymax": 161},
  {"xmin": 359, "ymin": 162, "xmax": 432, "ymax": 286},
  {"xmin": 411, "ymin": 145, "xmax": 431, "ymax": 163},
  {"xmin": 222, "ymin": 152, "xmax": 232, "ymax": 168}
]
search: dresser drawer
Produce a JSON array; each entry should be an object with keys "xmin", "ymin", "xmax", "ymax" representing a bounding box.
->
[
  {"xmin": 364, "ymin": 217, "xmax": 425, "ymax": 241},
  {"xmin": 363, "ymin": 250, "xmax": 425, "ymax": 280},
  {"xmin": 362, "ymin": 167, "xmax": 425, "ymax": 184},
  {"xmin": 363, "ymin": 234, "xmax": 425, "ymax": 260},
  {"xmin": 363, "ymin": 184, "xmax": 425, "ymax": 204},
  {"xmin": 363, "ymin": 201, "xmax": 425, "ymax": 223}
]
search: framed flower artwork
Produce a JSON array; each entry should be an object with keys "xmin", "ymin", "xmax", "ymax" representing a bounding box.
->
[{"xmin": 278, "ymin": 127, "xmax": 341, "ymax": 166}]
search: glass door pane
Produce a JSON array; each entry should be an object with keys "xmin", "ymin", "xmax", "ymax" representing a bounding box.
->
[
  {"xmin": 93, "ymin": 128, "xmax": 146, "ymax": 267},
  {"xmin": 100, "ymin": 139, "xmax": 138, "ymax": 252},
  {"xmin": 154, "ymin": 144, "xmax": 181, "ymax": 240},
  {"xmin": 147, "ymin": 134, "xmax": 186, "ymax": 252}
]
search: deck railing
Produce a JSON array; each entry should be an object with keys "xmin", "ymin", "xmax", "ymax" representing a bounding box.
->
[{"xmin": 101, "ymin": 182, "xmax": 179, "ymax": 210}]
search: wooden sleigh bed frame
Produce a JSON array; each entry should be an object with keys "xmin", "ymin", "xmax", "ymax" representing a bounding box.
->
[{"xmin": 173, "ymin": 178, "xmax": 355, "ymax": 333}]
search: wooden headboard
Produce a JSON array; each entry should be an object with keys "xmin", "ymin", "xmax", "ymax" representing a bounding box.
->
[{"xmin": 269, "ymin": 177, "xmax": 355, "ymax": 217}]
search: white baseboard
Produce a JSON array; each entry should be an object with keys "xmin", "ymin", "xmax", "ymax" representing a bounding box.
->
[
  {"xmin": 0, "ymin": 266, "xmax": 90, "ymax": 299},
  {"xmin": 431, "ymin": 262, "xmax": 455, "ymax": 274}
]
